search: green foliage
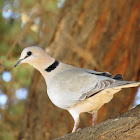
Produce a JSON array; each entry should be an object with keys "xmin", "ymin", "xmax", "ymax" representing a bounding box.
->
[
  {"xmin": 0, "ymin": 0, "xmax": 61, "ymax": 139},
  {"xmin": 44, "ymin": 0, "xmax": 58, "ymax": 11},
  {"xmin": 0, "ymin": 44, "xmax": 8, "ymax": 55},
  {"xmin": 15, "ymin": 65, "xmax": 33, "ymax": 88},
  {"xmin": 0, "ymin": 14, "xmax": 6, "ymax": 32},
  {"xmin": 9, "ymin": 102, "xmax": 25, "ymax": 116},
  {"xmin": 0, "ymin": 103, "xmax": 24, "ymax": 140},
  {"xmin": 24, "ymin": 0, "xmax": 35, "ymax": 8},
  {"xmin": 4, "ymin": 21, "xmax": 21, "ymax": 39},
  {"xmin": 0, "ymin": 127, "xmax": 14, "ymax": 140},
  {"xmin": 0, "ymin": 0, "xmax": 4, "ymax": 10}
]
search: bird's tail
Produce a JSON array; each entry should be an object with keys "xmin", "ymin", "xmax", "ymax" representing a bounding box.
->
[{"xmin": 110, "ymin": 81, "xmax": 140, "ymax": 89}]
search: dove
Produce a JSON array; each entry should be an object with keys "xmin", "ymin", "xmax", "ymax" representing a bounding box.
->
[{"xmin": 14, "ymin": 46, "xmax": 140, "ymax": 132}]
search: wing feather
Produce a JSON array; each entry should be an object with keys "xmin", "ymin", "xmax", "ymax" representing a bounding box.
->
[{"xmin": 48, "ymin": 67, "xmax": 136, "ymax": 109}]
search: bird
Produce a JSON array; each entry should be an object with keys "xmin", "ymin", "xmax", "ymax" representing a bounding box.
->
[{"xmin": 14, "ymin": 46, "xmax": 140, "ymax": 132}]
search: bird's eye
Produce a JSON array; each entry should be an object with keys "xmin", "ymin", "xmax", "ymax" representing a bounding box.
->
[{"xmin": 27, "ymin": 51, "xmax": 32, "ymax": 56}]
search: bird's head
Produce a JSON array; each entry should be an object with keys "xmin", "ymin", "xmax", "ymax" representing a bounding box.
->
[{"xmin": 14, "ymin": 46, "xmax": 47, "ymax": 67}]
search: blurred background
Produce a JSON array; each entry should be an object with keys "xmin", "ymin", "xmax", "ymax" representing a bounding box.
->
[{"xmin": 0, "ymin": 0, "xmax": 140, "ymax": 140}]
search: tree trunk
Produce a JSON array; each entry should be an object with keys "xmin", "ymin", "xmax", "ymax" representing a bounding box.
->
[{"xmin": 19, "ymin": 0, "xmax": 140, "ymax": 139}]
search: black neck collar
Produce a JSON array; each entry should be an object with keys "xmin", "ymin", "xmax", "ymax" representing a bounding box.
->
[{"xmin": 45, "ymin": 60, "xmax": 59, "ymax": 72}]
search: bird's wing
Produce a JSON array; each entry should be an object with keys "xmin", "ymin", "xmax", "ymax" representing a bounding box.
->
[
  {"xmin": 48, "ymin": 68, "xmax": 138, "ymax": 109},
  {"xmin": 48, "ymin": 69, "xmax": 114, "ymax": 106}
]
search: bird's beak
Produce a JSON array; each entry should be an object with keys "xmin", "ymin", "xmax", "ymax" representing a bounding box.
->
[{"xmin": 14, "ymin": 59, "xmax": 23, "ymax": 67}]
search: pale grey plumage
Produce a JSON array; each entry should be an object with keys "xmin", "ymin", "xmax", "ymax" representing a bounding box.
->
[
  {"xmin": 47, "ymin": 66, "xmax": 137, "ymax": 109},
  {"xmin": 14, "ymin": 46, "xmax": 140, "ymax": 132}
]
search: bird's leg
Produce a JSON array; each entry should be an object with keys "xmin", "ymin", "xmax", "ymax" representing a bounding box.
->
[
  {"xmin": 72, "ymin": 118, "xmax": 80, "ymax": 132},
  {"xmin": 92, "ymin": 112, "xmax": 97, "ymax": 126},
  {"xmin": 69, "ymin": 110, "xmax": 80, "ymax": 132}
]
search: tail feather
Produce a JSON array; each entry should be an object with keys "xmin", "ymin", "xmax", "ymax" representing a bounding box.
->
[{"xmin": 109, "ymin": 81, "xmax": 140, "ymax": 89}]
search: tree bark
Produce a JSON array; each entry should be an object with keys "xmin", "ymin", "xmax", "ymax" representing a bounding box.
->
[{"xmin": 19, "ymin": 0, "xmax": 140, "ymax": 139}]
